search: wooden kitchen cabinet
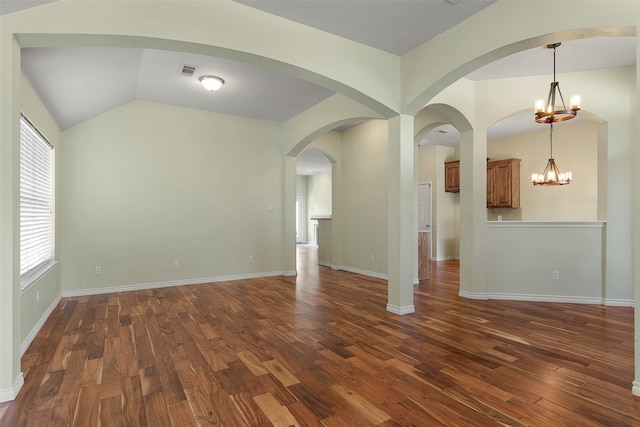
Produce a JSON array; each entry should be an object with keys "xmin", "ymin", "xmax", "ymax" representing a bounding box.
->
[
  {"xmin": 444, "ymin": 160, "xmax": 460, "ymax": 193},
  {"xmin": 486, "ymin": 158, "xmax": 520, "ymax": 208},
  {"xmin": 444, "ymin": 158, "xmax": 520, "ymax": 208}
]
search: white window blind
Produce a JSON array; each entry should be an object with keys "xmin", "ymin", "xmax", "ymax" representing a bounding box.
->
[{"xmin": 20, "ymin": 115, "xmax": 53, "ymax": 276}]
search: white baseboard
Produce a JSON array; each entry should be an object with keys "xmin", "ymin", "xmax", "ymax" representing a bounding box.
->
[
  {"xmin": 318, "ymin": 261, "xmax": 332, "ymax": 268},
  {"xmin": 486, "ymin": 293, "xmax": 602, "ymax": 304},
  {"xmin": 458, "ymin": 291, "xmax": 633, "ymax": 306},
  {"xmin": 604, "ymin": 298, "xmax": 634, "ymax": 307},
  {"xmin": 0, "ymin": 373, "xmax": 24, "ymax": 403},
  {"xmin": 282, "ymin": 270, "xmax": 297, "ymax": 277},
  {"xmin": 386, "ymin": 304, "xmax": 415, "ymax": 315},
  {"xmin": 62, "ymin": 271, "xmax": 286, "ymax": 298},
  {"xmin": 632, "ymin": 380, "xmax": 640, "ymax": 397},
  {"xmin": 432, "ymin": 256, "xmax": 455, "ymax": 261},
  {"xmin": 458, "ymin": 290, "xmax": 488, "ymax": 300},
  {"xmin": 334, "ymin": 265, "xmax": 388, "ymax": 281},
  {"xmin": 21, "ymin": 293, "xmax": 62, "ymax": 356}
]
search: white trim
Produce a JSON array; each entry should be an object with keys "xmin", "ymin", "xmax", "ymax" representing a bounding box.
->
[
  {"xmin": 282, "ymin": 270, "xmax": 297, "ymax": 277},
  {"xmin": 386, "ymin": 304, "xmax": 415, "ymax": 315},
  {"xmin": 310, "ymin": 215, "xmax": 332, "ymax": 220},
  {"xmin": 413, "ymin": 277, "xmax": 419, "ymax": 285},
  {"xmin": 0, "ymin": 373, "xmax": 24, "ymax": 403},
  {"xmin": 486, "ymin": 293, "xmax": 602, "ymax": 304},
  {"xmin": 458, "ymin": 291, "xmax": 629, "ymax": 306},
  {"xmin": 334, "ymin": 265, "xmax": 388, "ymax": 281},
  {"xmin": 632, "ymin": 381, "xmax": 640, "ymax": 397},
  {"xmin": 62, "ymin": 271, "xmax": 285, "ymax": 298},
  {"xmin": 318, "ymin": 261, "xmax": 332, "ymax": 268},
  {"xmin": 458, "ymin": 290, "xmax": 488, "ymax": 300},
  {"xmin": 487, "ymin": 221, "xmax": 606, "ymax": 228},
  {"xmin": 20, "ymin": 260, "xmax": 58, "ymax": 294},
  {"xmin": 432, "ymin": 256, "xmax": 456, "ymax": 261},
  {"xmin": 21, "ymin": 293, "xmax": 62, "ymax": 356},
  {"xmin": 603, "ymin": 298, "xmax": 635, "ymax": 307}
]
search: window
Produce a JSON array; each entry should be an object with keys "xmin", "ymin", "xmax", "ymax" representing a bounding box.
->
[{"xmin": 20, "ymin": 115, "xmax": 53, "ymax": 280}]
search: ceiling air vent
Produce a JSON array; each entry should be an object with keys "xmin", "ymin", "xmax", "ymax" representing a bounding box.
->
[{"xmin": 178, "ymin": 64, "xmax": 198, "ymax": 77}]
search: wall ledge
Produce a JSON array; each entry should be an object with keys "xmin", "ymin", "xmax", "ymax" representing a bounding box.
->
[{"xmin": 487, "ymin": 221, "xmax": 606, "ymax": 228}]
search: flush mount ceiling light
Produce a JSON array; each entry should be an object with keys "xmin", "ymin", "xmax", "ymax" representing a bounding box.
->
[
  {"xmin": 199, "ymin": 76, "xmax": 224, "ymax": 91},
  {"xmin": 534, "ymin": 42, "xmax": 581, "ymax": 123},
  {"xmin": 531, "ymin": 122, "xmax": 572, "ymax": 186}
]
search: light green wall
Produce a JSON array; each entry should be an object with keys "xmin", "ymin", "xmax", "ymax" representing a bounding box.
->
[
  {"xmin": 488, "ymin": 121, "xmax": 598, "ymax": 221},
  {"xmin": 486, "ymin": 223, "xmax": 605, "ymax": 301},
  {"xmin": 417, "ymin": 144, "xmax": 457, "ymax": 260},
  {"xmin": 2, "ymin": 0, "xmax": 639, "ymax": 398},
  {"xmin": 302, "ymin": 133, "xmax": 343, "ymax": 266},
  {"xmin": 60, "ymin": 101, "xmax": 284, "ymax": 292},
  {"xmin": 426, "ymin": 67, "xmax": 634, "ymax": 304},
  {"xmin": 341, "ymin": 120, "xmax": 388, "ymax": 275},
  {"xmin": 308, "ymin": 170, "xmax": 332, "ymax": 218},
  {"xmin": 295, "ymin": 170, "xmax": 333, "ymax": 245}
]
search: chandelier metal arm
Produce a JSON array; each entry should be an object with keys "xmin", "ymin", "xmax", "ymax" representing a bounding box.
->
[{"xmin": 534, "ymin": 43, "xmax": 580, "ymax": 124}]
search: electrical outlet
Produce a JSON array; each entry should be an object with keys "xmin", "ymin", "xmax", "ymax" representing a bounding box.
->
[
  {"xmin": 552, "ymin": 270, "xmax": 559, "ymax": 280},
  {"xmin": 370, "ymin": 254, "xmax": 375, "ymax": 262},
  {"xmin": 267, "ymin": 203, "xmax": 273, "ymax": 211},
  {"xmin": 248, "ymin": 256, "xmax": 254, "ymax": 263},
  {"xmin": 173, "ymin": 259, "xmax": 178, "ymax": 268},
  {"xmin": 95, "ymin": 266, "xmax": 102, "ymax": 275}
]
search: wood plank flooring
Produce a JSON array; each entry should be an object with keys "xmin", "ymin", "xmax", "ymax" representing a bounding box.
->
[{"xmin": 1, "ymin": 245, "xmax": 639, "ymax": 426}]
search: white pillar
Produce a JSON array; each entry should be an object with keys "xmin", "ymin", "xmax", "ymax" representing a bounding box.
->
[
  {"xmin": 387, "ymin": 115, "xmax": 415, "ymax": 314},
  {"xmin": 458, "ymin": 128, "xmax": 488, "ymax": 299},
  {"xmin": 331, "ymin": 160, "xmax": 342, "ymax": 269},
  {"xmin": 631, "ymin": 34, "xmax": 640, "ymax": 398},
  {"xmin": 282, "ymin": 156, "xmax": 297, "ymax": 276}
]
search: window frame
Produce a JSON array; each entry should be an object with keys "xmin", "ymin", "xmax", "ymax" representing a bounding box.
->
[{"xmin": 19, "ymin": 114, "xmax": 56, "ymax": 292}]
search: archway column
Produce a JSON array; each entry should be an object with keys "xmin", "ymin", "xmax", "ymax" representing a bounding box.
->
[
  {"xmin": 458, "ymin": 127, "xmax": 488, "ymax": 299},
  {"xmin": 331, "ymin": 158, "xmax": 343, "ymax": 270},
  {"xmin": 632, "ymin": 37, "xmax": 640, "ymax": 397},
  {"xmin": 387, "ymin": 115, "xmax": 415, "ymax": 314},
  {"xmin": 282, "ymin": 156, "xmax": 297, "ymax": 276}
]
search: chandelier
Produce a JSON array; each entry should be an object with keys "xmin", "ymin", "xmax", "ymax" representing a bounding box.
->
[
  {"xmin": 532, "ymin": 42, "xmax": 578, "ymax": 186},
  {"xmin": 531, "ymin": 122, "xmax": 572, "ymax": 186},
  {"xmin": 534, "ymin": 43, "xmax": 581, "ymax": 123}
]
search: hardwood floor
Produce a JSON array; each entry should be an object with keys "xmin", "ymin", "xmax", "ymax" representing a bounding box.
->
[{"xmin": 1, "ymin": 246, "xmax": 639, "ymax": 426}]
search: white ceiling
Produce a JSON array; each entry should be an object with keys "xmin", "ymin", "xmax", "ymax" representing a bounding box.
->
[
  {"xmin": 235, "ymin": 0, "xmax": 495, "ymax": 56},
  {"xmin": 3, "ymin": 0, "xmax": 637, "ymax": 175},
  {"xmin": 297, "ymin": 149, "xmax": 332, "ymax": 176},
  {"xmin": 20, "ymin": 47, "xmax": 335, "ymax": 129}
]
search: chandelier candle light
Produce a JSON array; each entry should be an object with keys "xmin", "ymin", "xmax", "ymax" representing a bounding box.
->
[{"xmin": 532, "ymin": 42, "xmax": 579, "ymax": 186}]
